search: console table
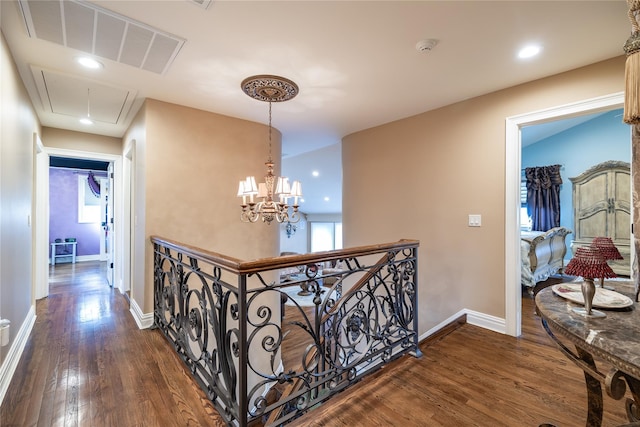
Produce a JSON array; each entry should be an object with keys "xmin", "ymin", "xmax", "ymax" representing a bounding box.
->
[
  {"xmin": 50, "ymin": 241, "xmax": 77, "ymax": 265},
  {"xmin": 535, "ymin": 285, "xmax": 640, "ymax": 426}
]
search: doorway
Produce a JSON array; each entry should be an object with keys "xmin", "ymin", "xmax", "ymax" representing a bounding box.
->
[
  {"xmin": 35, "ymin": 147, "xmax": 128, "ymax": 300},
  {"xmin": 505, "ymin": 92, "xmax": 627, "ymax": 337}
]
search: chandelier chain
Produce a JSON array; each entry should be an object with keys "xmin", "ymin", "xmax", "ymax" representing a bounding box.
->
[{"xmin": 268, "ymin": 101, "xmax": 273, "ymax": 163}]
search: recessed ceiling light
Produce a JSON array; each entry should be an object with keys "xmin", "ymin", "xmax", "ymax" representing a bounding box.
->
[
  {"xmin": 324, "ymin": 197, "xmax": 330, "ymax": 202},
  {"xmin": 312, "ymin": 171, "xmax": 319, "ymax": 177},
  {"xmin": 79, "ymin": 117, "xmax": 93, "ymax": 125},
  {"xmin": 518, "ymin": 45, "xmax": 541, "ymax": 59},
  {"xmin": 76, "ymin": 56, "xmax": 103, "ymax": 69}
]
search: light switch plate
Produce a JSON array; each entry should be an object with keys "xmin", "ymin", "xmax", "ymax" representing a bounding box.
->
[{"xmin": 468, "ymin": 214, "xmax": 482, "ymax": 227}]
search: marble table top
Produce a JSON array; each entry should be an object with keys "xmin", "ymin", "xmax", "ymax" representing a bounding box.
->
[{"xmin": 535, "ymin": 282, "xmax": 640, "ymax": 380}]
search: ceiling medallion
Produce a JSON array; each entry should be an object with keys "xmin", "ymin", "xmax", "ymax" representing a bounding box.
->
[{"xmin": 241, "ymin": 75, "xmax": 299, "ymax": 103}]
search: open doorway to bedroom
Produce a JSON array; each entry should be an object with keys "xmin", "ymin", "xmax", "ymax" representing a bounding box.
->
[
  {"xmin": 48, "ymin": 156, "xmax": 112, "ymax": 272},
  {"xmin": 520, "ymin": 107, "xmax": 631, "ymax": 289},
  {"xmin": 505, "ymin": 92, "xmax": 629, "ymax": 337},
  {"xmin": 35, "ymin": 147, "xmax": 128, "ymax": 302}
]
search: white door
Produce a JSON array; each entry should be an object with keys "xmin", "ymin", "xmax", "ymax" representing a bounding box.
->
[{"xmin": 101, "ymin": 164, "xmax": 115, "ymax": 287}]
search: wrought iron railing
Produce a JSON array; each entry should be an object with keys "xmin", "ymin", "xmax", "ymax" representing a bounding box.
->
[{"xmin": 151, "ymin": 236, "xmax": 420, "ymax": 426}]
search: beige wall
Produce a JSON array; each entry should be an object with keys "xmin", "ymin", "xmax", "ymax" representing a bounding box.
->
[
  {"xmin": 42, "ymin": 127, "xmax": 122, "ymax": 155},
  {"xmin": 126, "ymin": 99, "xmax": 280, "ymax": 312},
  {"xmin": 342, "ymin": 56, "xmax": 626, "ymax": 334},
  {"xmin": 0, "ymin": 32, "xmax": 40, "ymax": 364}
]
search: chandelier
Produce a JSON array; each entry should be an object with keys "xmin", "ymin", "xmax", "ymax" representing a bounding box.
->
[{"xmin": 237, "ymin": 75, "xmax": 302, "ymax": 224}]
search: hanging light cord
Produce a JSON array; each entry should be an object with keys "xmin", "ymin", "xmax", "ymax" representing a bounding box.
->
[{"xmin": 87, "ymin": 88, "xmax": 91, "ymax": 119}]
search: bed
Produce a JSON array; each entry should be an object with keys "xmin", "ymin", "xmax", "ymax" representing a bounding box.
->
[{"xmin": 521, "ymin": 226, "xmax": 572, "ymax": 289}]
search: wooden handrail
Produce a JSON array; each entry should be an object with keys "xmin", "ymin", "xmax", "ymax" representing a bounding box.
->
[
  {"xmin": 151, "ymin": 235, "xmax": 419, "ymax": 275},
  {"xmin": 151, "ymin": 235, "xmax": 246, "ymax": 271}
]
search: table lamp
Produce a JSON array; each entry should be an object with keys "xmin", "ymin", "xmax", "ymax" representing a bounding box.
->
[
  {"xmin": 564, "ymin": 246, "xmax": 616, "ymax": 318},
  {"xmin": 590, "ymin": 236, "xmax": 623, "ymax": 288}
]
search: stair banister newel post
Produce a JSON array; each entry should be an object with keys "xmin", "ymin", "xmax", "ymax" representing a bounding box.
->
[
  {"xmin": 411, "ymin": 247, "xmax": 423, "ymax": 358},
  {"xmin": 238, "ymin": 273, "xmax": 248, "ymax": 427}
]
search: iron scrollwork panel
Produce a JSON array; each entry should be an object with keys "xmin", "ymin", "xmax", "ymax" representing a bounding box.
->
[
  {"xmin": 153, "ymin": 244, "xmax": 242, "ymax": 425},
  {"xmin": 244, "ymin": 248, "xmax": 419, "ymax": 425},
  {"xmin": 152, "ymin": 240, "xmax": 419, "ymax": 426}
]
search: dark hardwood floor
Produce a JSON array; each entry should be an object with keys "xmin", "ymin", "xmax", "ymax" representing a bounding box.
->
[
  {"xmin": 0, "ymin": 266, "xmax": 632, "ymax": 426},
  {"xmin": 1, "ymin": 261, "xmax": 225, "ymax": 427}
]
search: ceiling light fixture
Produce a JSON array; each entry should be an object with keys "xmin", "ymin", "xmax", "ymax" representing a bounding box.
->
[
  {"xmin": 76, "ymin": 56, "xmax": 103, "ymax": 69},
  {"xmin": 518, "ymin": 45, "xmax": 541, "ymax": 59},
  {"xmin": 237, "ymin": 75, "xmax": 303, "ymax": 224},
  {"xmin": 79, "ymin": 88, "xmax": 93, "ymax": 125}
]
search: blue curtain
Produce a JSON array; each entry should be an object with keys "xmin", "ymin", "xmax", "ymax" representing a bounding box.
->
[{"xmin": 525, "ymin": 165, "xmax": 562, "ymax": 231}]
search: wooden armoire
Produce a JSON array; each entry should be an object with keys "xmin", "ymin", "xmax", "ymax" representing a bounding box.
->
[{"xmin": 570, "ymin": 160, "xmax": 631, "ymax": 276}]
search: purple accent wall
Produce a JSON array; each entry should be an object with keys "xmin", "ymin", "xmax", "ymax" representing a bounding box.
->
[{"xmin": 49, "ymin": 168, "xmax": 106, "ymax": 256}]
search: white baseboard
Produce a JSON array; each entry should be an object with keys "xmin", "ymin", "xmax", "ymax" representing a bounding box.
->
[
  {"xmin": 76, "ymin": 255, "xmax": 102, "ymax": 262},
  {"xmin": 465, "ymin": 309, "xmax": 506, "ymax": 334},
  {"xmin": 117, "ymin": 278, "xmax": 129, "ymax": 295},
  {"xmin": 49, "ymin": 254, "xmax": 102, "ymax": 265},
  {"xmin": 0, "ymin": 305, "xmax": 36, "ymax": 406},
  {"xmin": 419, "ymin": 308, "xmax": 467, "ymax": 342},
  {"xmin": 130, "ymin": 298, "xmax": 154, "ymax": 329},
  {"xmin": 418, "ymin": 308, "xmax": 506, "ymax": 342}
]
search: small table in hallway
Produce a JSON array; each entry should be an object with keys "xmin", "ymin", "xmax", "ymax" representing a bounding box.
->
[
  {"xmin": 50, "ymin": 240, "xmax": 77, "ymax": 265},
  {"xmin": 535, "ymin": 283, "xmax": 640, "ymax": 427}
]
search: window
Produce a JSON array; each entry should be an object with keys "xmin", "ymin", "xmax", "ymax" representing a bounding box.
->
[
  {"xmin": 521, "ymin": 170, "xmax": 527, "ymax": 206},
  {"xmin": 310, "ymin": 222, "xmax": 343, "ymax": 252},
  {"xmin": 78, "ymin": 175, "xmax": 100, "ymax": 223},
  {"xmin": 520, "ymin": 170, "xmax": 531, "ymax": 230}
]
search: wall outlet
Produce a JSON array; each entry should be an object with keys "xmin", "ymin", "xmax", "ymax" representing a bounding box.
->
[{"xmin": 468, "ymin": 214, "xmax": 482, "ymax": 227}]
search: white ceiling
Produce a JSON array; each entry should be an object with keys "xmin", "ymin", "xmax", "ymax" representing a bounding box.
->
[{"xmin": 0, "ymin": 0, "xmax": 631, "ymax": 214}]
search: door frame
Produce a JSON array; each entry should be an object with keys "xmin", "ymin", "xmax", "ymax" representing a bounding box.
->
[
  {"xmin": 34, "ymin": 133, "xmax": 49, "ymax": 300},
  {"xmin": 40, "ymin": 147, "xmax": 128, "ymax": 294},
  {"xmin": 504, "ymin": 92, "xmax": 625, "ymax": 337}
]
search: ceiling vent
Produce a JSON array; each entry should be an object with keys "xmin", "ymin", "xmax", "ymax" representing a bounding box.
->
[{"xmin": 18, "ymin": 0, "xmax": 185, "ymax": 74}]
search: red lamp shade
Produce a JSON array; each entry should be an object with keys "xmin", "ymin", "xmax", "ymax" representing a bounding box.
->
[
  {"xmin": 591, "ymin": 237, "xmax": 623, "ymax": 261},
  {"xmin": 565, "ymin": 247, "xmax": 616, "ymax": 280}
]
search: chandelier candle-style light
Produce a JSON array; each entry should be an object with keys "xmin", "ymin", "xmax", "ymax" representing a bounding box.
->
[{"xmin": 237, "ymin": 75, "xmax": 302, "ymax": 224}]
